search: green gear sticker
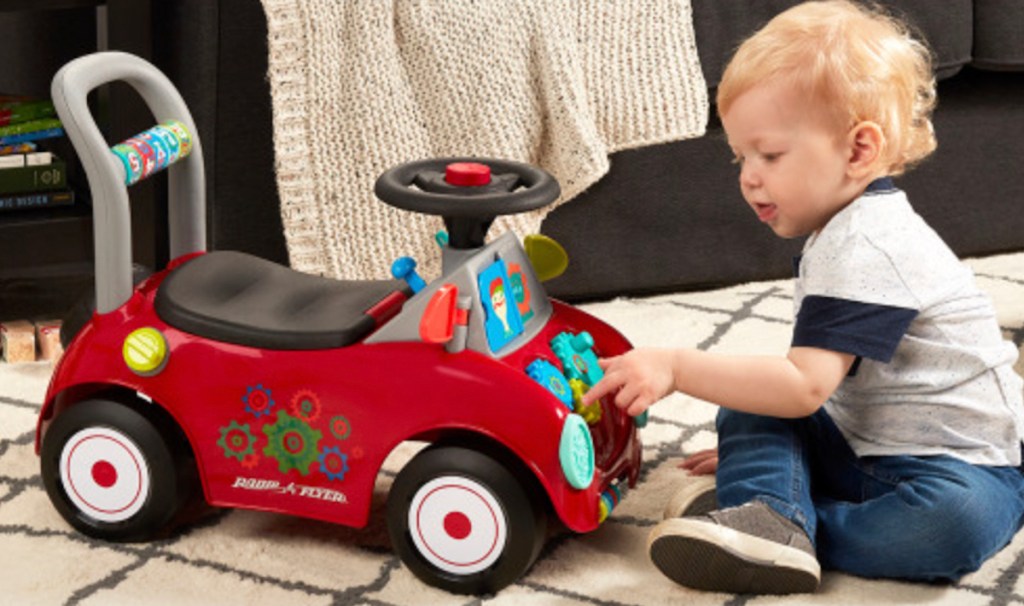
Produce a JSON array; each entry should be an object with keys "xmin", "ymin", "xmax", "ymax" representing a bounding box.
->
[
  {"xmin": 262, "ymin": 411, "xmax": 323, "ymax": 475},
  {"xmin": 217, "ymin": 420, "xmax": 256, "ymax": 461}
]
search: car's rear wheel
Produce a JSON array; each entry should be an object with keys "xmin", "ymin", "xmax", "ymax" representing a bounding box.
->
[
  {"xmin": 386, "ymin": 444, "xmax": 546, "ymax": 594},
  {"xmin": 40, "ymin": 397, "xmax": 197, "ymax": 542}
]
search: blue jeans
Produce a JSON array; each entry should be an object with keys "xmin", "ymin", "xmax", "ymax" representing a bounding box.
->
[{"xmin": 715, "ymin": 407, "xmax": 1024, "ymax": 581}]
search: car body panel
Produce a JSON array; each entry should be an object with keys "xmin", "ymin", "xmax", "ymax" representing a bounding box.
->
[{"xmin": 38, "ymin": 264, "xmax": 640, "ymax": 533}]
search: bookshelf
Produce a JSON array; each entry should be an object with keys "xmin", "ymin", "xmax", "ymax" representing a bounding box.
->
[{"xmin": 0, "ymin": 0, "xmax": 159, "ymax": 321}]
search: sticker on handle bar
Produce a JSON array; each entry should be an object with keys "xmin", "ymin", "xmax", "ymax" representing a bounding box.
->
[{"xmin": 110, "ymin": 120, "xmax": 193, "ymax": 186}]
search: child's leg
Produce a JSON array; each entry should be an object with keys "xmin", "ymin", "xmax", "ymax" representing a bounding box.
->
[
  {"xmin": 801, "ymin": 407, "xmax": 1024, "ymax": 580},
  {"xmin": 814, "ymin": 454, "xmax": 1024, "ymax": 581},
  {"xmin": 645, "ymin": 408, "xmax": 823, "ymax": 594},
  {"xmin": 715, "ymin": 407, "xmax": 819, "ymax": 540}
]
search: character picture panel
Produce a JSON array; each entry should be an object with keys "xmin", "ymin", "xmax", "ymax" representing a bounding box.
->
[{"xmin": 477, "ymin": 259, "xmax": 524, "ymax": 352}]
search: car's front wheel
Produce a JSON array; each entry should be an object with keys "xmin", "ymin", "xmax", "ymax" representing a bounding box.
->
[
  {"xmin": 386, "ymin": 444, "xmax": 546, "ymax": 594},
  {"xmin": 40, "ymin": 397, "xmax": 197, "ymax": 542}
]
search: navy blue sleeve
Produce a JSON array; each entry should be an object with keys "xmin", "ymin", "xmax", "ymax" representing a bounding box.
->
[{"xmin": 792, "ymin": 295, "xmax": 918, "ymax": 363}]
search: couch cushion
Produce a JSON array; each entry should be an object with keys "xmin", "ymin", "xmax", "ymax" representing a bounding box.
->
[
  {"xmin": 692, "ymin": 0, "xmax": 973, "ymax": 88},
  {"xmin": 973, "ymin": 0, "xmax": 1024, "ymax": 71}
]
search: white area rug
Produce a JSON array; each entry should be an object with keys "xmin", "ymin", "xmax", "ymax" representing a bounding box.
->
[{"xmin": 3, "ymin": 252, "xmax": 1024, "ymax": 605}]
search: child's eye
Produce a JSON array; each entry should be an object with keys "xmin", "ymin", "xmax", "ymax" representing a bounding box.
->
[
  {"xmin": 731, "ymin": 154, "xmax": 745, "ymax": 166},
  {"xmin": 762, "ymin": 152, "xmax": 782, "ymax": 163}
]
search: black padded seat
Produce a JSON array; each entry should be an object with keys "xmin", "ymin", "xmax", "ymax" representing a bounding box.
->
[{"xmin": 155, "ymin": 251, "xmax": 409, "ymax": 350}]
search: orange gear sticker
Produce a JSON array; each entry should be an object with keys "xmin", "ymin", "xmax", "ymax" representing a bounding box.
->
[{"xmin": 290, "ymin": 389, "xmax": 322, "ymax": 422}]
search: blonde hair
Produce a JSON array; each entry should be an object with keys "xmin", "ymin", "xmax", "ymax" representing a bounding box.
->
[{"xmin": 717, "ymin": 0, "xmax": 937, "ymax": 175}]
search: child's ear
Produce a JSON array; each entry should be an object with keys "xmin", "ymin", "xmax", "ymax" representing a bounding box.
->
[{"xmin": 846, "ymin": 121, "xmax": 885, "ymax": 178}]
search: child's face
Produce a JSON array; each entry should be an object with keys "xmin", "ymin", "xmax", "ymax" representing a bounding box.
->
[{"xmin": 721, "ymin": 81, "xmax": 859, "ymax": 238}]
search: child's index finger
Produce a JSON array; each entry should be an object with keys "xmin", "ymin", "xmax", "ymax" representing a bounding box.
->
[{"xmin": 582, "ymin": 374, "xmax": 614, "ymax": 406}]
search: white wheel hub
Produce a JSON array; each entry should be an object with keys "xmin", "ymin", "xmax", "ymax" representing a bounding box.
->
[
  {"xmin": 59, "ymin": 427, "xmax": 150, "ymax": 522},
  {"xmin": 408, "ymin": 476, "xmax": 507, "ymax": 575}
]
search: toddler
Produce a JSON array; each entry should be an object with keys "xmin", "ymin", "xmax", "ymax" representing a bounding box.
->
[{"xmin": 583, "ymin": 0, "xmax": 1024, "ymax": 594}]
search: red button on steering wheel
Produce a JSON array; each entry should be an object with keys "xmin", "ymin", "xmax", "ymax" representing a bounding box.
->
[{"xmin": 445, "ymin": 162, "xmax": 492, "ymax": 187}]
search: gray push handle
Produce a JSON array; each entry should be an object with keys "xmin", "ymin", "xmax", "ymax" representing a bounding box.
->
[{"xmin": 51, "ymin": 51, "xmax": 206, "ymax": 314}]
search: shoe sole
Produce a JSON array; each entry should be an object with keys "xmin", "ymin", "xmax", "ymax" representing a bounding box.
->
[
  {"xmin": 648, "ymin": 518, "xmax": 821, "ymax": 594},
  {"xmin": 662, "ymin": 475, "xmax": 717, "ymax": 519}
]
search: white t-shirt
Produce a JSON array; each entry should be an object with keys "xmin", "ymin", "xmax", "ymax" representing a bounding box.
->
[{"xmin": 793, "ymin": 178, "xmax": 1024, "ymax": 466}]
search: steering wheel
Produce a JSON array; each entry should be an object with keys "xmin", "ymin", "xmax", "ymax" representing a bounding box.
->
[{"xmin": 374, "ymin": 157, "xmax": 560, "ymax": 249}]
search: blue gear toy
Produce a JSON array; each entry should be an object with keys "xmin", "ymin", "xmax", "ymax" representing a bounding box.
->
[
  {"xmin": 525, "ymin": 359, "xmax": 574, "ymax": 411},
  {"xmin": 550, "ymin": 331, "xmax": 604, "ymax": 387}
]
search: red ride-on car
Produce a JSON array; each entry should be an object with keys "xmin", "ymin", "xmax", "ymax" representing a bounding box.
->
[{"xmin": 35, "ymin": 52, "xmax": 643, "ymax": 595}]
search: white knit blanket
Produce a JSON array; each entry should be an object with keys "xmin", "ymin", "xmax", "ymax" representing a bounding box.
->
[{"xmin": 259, "ymin": 0, "xmax": 708, "ymax": 281}]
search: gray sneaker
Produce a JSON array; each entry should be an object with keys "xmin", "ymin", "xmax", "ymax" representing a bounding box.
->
[
  {"xmin": 662, "ymin": 475, "xmax": 717, "ymax": 519},
  {"xmin": 648, "ymin": 501, "xmax": 820, "ymax": 594}
]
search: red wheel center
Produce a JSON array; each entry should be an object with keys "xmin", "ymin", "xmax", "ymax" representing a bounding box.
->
[
  {"xmin": 91, "ymin": 460, "xmax": 118, "ymax": 488},
  {"xmin": 443, "ymin": 511, "xmax": 472, "ymax": 540}
]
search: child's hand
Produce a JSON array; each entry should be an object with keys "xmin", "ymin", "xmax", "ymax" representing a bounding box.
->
[
  {"xmin": 582, "ymin": 348, "xmax": 678, "ymax": 417},
  {"xmin": 679, "ymin": 448, "xmax": 718, "ymax": 475}
]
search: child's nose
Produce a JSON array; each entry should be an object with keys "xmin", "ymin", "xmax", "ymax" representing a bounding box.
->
[{"xmin": 739, "ymin": 162, "xmax": 760, "ymax": 190}]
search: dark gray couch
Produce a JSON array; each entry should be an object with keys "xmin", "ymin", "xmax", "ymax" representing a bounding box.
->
[{"xmin": 164, "ymin": 0, "xmax": 1024, "ymax": 301}]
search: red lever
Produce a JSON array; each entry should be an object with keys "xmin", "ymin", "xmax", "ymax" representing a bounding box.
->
[
  {"xmin": 420, "ymin": 283, "xmax": 459, "ymax": 343},
  {"xmin": 445, "ymin": 162, "xmax": 491, "ymax": 187}
]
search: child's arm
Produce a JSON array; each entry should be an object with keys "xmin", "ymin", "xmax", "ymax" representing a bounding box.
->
[{"xmin": 582, "ymin": 346, "xmax": 855, "ymax": 418}]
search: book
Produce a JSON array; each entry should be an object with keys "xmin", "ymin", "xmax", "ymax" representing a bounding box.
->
[
  {"xmin": 0, "ymin": 127, "xmax": 64, "ymax": 146},
  {"xmin": 0, "ymin": 155, "xmax": 23, "ymax": 169},
  {"xmin": 0, "ymin": 142, "xmax": 36, "ymax": 156},
  {"xmin": 0, "ymin": 100, "xmax": 56, "ymax": 127},
  {"xmin": 0, "ymin": 118, "xmax": 61, "ymax": 138},
  {"xmin": 0, "ymin": 151, "xmax": 49, "ymax": 169},
  {"xmin": 0, "ymin": 158, "xmax": 66, "ymax": 195},
  {"xmin": 0, "ymin": 189, "xmax": 74, "ymax": 212},
  {"xmin": 26, "ymin": 151, "xmax": 52, "ymax": 166}
]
